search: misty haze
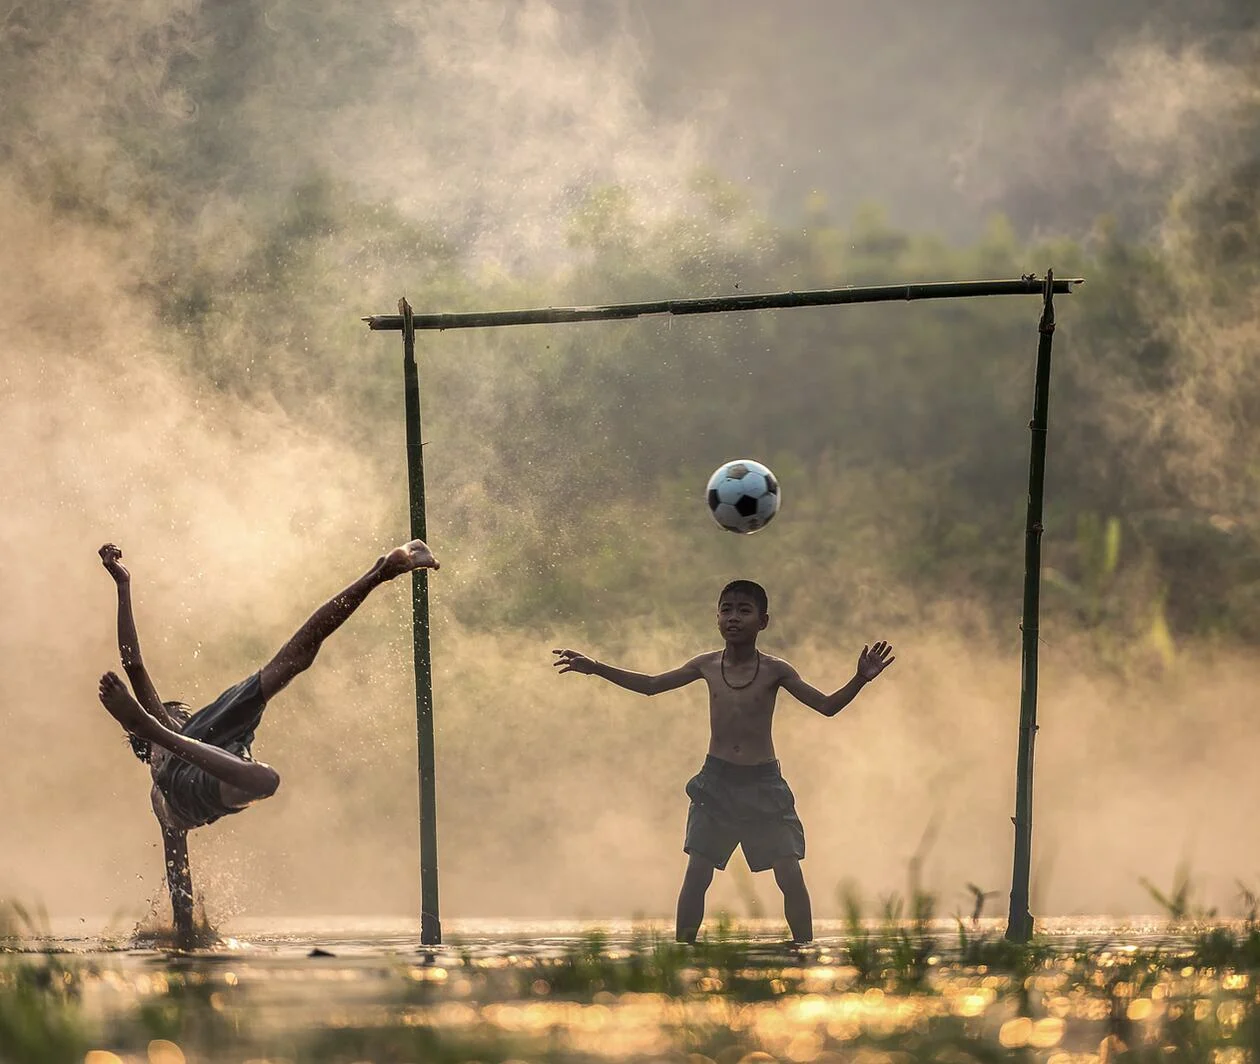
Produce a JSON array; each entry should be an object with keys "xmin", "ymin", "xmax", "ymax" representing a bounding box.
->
[{"xmin": 2, "ymin": 0, "xmax": 1259, "ymax": 944}]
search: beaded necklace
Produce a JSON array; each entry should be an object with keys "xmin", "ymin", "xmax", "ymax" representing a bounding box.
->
[{"xmin": 721, "ymin": 649, "xmax": 761, "ymax": 690}]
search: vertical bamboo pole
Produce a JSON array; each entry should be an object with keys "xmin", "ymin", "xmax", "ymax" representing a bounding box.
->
[
  {"xmin": 1006, "ymin": 270, "xmax": 1056, "ymax": 942},
  {"xmin": 401, "ymin": 296, "xmax": 442, "ymax": 946}
]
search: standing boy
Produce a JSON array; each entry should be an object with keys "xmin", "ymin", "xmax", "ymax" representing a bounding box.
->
[
  {"xmin": 97, "ymin": 538, "xmax": 439, "ymax": 943},
  {"xmin": 553, "ymin": 579, "xmax": 894, "ymax": 944}
]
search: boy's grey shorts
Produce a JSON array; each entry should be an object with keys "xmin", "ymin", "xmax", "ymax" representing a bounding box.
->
[
  {"xmin": 155, "ymin": 671, "xmax": 268, "ymax": 829},
  {"xmin": 683, "ymin": 755, "xmax": 805, "ymax": 872}
]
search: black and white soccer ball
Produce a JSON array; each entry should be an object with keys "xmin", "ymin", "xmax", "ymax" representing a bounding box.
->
[{"xmin": 705, "ymin": 459, "xmax": 781, "ymax": 534}]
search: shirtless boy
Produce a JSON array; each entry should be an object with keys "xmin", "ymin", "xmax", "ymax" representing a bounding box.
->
[
  {"xmin": 553, "ymin": 580, "xmax": 894, "ymax": 944},
  {"xmin": 97, "ymin": 539, "xmax": 439, "ymax": 943}
]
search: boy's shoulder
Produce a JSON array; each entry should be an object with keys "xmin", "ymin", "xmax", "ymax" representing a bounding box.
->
[
  {"xmin": 758, "ymin": 652, "xmax": 798, "ymax": 676},
  {"xmin": 692, "ymin": 650, "xmax": 796, "ymax": 676}
]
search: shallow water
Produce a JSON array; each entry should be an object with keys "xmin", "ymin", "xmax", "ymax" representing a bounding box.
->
[
  {"xmin": 28, "ymin": 914, "xmax": 1183, "ymax": 959},
  {"xmin": 5, "ymin": 918, "xmax": 1246, "ymax": 1063}
]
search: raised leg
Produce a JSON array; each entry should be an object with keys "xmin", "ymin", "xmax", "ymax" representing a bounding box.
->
[
  {"xmin": 99, "ymin": 672, "xmax": 279, "ymax": 800},
  {"xmin": 259, "ymin": 539, "xmax": 439, "ymax": 700},
  {"xmin": 773, "ymin": 858, "xmax": 813, "ymax": 944},
  {"xmin": 676, "ymin": 854, "xmax": 716, "ymax": 943}
]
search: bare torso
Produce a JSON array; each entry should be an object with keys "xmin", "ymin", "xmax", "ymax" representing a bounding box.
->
[
  {"xmin": 694, "ymin": 650, "xmax": 790, "ymax": 764},
  {"xmin": 148, "ymin": 749, "xmax": 196, "ymax": 832}
]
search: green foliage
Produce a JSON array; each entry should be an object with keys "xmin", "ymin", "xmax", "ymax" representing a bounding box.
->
[
  {"xmin": 1141, "ymin": 863, "xmax": 1219, "ymax": 928},
  {"xmin": 383, "ymin": 181, "xmax": 1259, "ymax": 653},
  {"xmin": 16, "ymin": 892, "xmax": 1260, "ymax": 1063},
  {"xmin": 838, "ymin": 884, "xmax": 944, "ymax": 990},
  {"xmin": 0, "ymin": 960, "xmax": 88, "ymax": 1064},
  {"xmin": 514, "ymin": 921, "xmax": 802, "ymax": 1001},
  {"xmin": 0, "ymin": 904, "xmax": 89, "ymax": 1064},
  {"xmin": 7, "ymin": 1, "xmax": 1260, "ymax": 659}
]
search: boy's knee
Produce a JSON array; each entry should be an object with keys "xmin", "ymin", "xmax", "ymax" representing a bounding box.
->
[
  {"xmin": 684, "ymin": 855, "xmax": 716, "ymax": 887},
  {"xmin": 285, "ymin": 647, "xmax": 318, "ymax": 679},
  {"xmin": 260, "ymin": 648, "xmax": 317, "ymax": 698},
  {"xmin": 772, "ymin": 858, "xmax": 805, "ymax": 888}
]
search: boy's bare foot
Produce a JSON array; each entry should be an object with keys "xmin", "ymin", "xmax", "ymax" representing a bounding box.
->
[
  {"xmin": 380, "ymin": 539, "xmax": 440, "ymax": 580},
  {"xmin": 98, "ymin": 671, "xmax": 160, "ymax": 738},
  {"xmin": 99, "ymin": 543, "xmax": 130, "ymax": 583}
]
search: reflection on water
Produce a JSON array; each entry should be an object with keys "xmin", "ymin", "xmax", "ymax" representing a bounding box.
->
[
  {"xmin": 28, "ymin": 914, "xmax": 1187, "ymax": 958},
  {"xmin": 4, "ymin": 918, "xmax": 1257, "ymax": 1063}
]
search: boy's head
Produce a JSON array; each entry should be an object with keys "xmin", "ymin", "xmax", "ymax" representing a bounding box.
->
[
  {"xmin": 126, "ymin": 700, "xmax": 191, "ymax": 764},
  {"xmin": 717, "ymin": 580, "xmax": 769, "ymax": 642}
]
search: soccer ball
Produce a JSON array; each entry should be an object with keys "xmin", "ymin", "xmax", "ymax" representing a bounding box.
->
[{"xmin": 706, "ymin": 459, "xmax": 781, "ymax": 534}]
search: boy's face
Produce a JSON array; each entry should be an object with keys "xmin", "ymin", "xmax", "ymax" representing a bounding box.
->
[{"xmin": 717, "ymin": 592, "xmax": 768, "ymax": 643}]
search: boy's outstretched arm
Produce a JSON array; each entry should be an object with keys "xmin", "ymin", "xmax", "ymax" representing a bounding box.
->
[
  {"xmin": 552, "ymin": 648, "xmax": 704, "ymax": 696},
  {"xmin": 99, "ymin": 544, "xmax": 171, "ymax": 725},
  {"xmin": 781, "ymin": 640, "xmax": 896, "ymax": 717}
]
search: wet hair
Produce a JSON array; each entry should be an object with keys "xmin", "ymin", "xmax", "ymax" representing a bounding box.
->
[
  {"xmin": 126, "ymin": 700, "xmax": 191, "ymax": 764},
  {"xmin": 719, "ymin": 579, "xmax": 769, "ymax": 617}
]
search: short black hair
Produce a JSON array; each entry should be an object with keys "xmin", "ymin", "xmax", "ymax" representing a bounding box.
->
[
  {"xmin": 719, "ymin": 580, "xmax": 769, "ymax": 617},
  {"xmin": 127, "ymin": 734, "xmax": 151, "ymax": 764},
  {"xmin": 126, "ymin": 701, "xmax": 191, "ymax": 764}
]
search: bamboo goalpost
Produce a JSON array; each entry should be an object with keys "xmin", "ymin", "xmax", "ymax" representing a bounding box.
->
[{"xmin": 364, "ymin": 271, "xmax": 1085, "ymax": 946}]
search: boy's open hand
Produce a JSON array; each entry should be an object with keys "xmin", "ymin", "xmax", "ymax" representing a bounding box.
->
[
  {"xmin": 857, "ymin": 640, "xmax": 895, "ymax": 681},
  {"xmin": 552, "ymin": 648, "xmax": 596, "ymax": 675},
  {"xmin": 99, "ymin": 543, "xmax": 129, "ymax": 583}
]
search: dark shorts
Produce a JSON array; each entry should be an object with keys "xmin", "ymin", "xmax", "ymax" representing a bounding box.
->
[
  {"xmin": 155, "ymin": 671, "xmax": 268, "ymax": 829},
  {"xmin": 683, "ymin": 755, "xmax": 806, "ymax": 873}
]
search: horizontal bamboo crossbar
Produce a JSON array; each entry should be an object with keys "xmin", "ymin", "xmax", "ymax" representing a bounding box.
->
[{"xmin": 364, "ymin": 276, "xmax": 1084, "ymax": 332}]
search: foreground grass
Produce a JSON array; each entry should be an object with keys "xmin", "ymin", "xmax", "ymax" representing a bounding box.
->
[{"xmin": 9, "ymin": 903, "xmax": 1260, "ymax": 1063}]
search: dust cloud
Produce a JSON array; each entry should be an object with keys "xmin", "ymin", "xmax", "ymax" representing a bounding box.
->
[{"xmin": 0, "ymin": 1, "xmax": 1257, "ymax": 933}]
